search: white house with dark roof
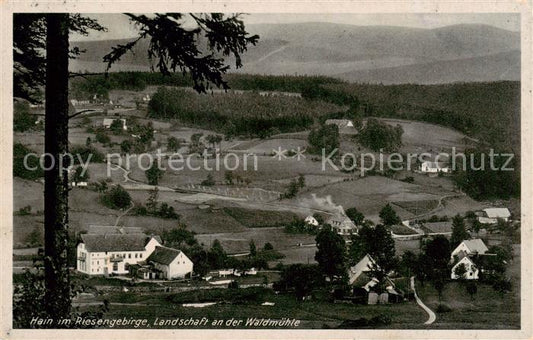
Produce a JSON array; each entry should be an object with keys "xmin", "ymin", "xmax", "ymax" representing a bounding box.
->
[
  {"xmin": 76, "ymin": 233, "xmax": 161, "ymax": 275},
  {"xmin": 145, "ymin": 246, "xmax": 193, "ymax": 279},
  {"xmin": 450, "ymin": 238, "xmax": 489, "ymax": 261}
]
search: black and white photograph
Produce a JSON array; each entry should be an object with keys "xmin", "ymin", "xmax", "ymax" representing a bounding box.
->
[{"xmin": 3, "ymin": 3, "xmax": 532, "ymax": 337}]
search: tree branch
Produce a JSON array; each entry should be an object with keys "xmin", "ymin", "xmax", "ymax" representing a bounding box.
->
[
  {"xmin": 68, "ymin": 109, "xmax": 97, "ymax": 119},
  {"xmin": 68, "ymin": 72, "xmax": 107, "ymax": 79}
]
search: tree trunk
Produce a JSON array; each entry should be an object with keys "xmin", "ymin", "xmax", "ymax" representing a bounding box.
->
[{"xmin": 43, "ymin": 13, "xmax": 71, "ymax": 319}]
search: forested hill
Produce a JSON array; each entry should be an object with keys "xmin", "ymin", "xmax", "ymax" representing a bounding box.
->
[{"xmin": 70, "ymin": 23, "xmax": 520, "ymax": 85}]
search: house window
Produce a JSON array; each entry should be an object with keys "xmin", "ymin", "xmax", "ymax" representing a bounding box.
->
[
  {"xmin": 128, "ymin": 254, "xmax": 131, "ymax": 258},
  {"xmin": 140, "ymin": 253, "xmax": 143, "ymax": 258},
  {"xmin": 113, "ymin": 262, "xmax": 118, "ymax": 271},
  {"xmin": 135, "ymin": 254, "xmax": 138, "ymax": 258}
]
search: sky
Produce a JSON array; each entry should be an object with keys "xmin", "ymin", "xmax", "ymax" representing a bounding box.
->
[{"xmin": 70, "ymin": 13, "xmax": 520, "ymax": 42}]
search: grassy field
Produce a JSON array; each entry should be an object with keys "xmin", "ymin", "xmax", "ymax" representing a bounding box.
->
[
  {"xmin": 79, "ymin": 287, "xmax": 427, "ymax": 329},
  {"xmin": 416, "ymin": 245, "xmax": 521, "ymax": 329},
  {"xmin": 415, "ymin": 281, "xmax": 520, "ymax": 329},
  {"xmin": 378, "ymin": 118, "xmax": 471, "ymax": 154},
  {"xmin": 195, "ymin": 228, "xmax": 315, "ymax": 254},
  {"xmin": 288, "ymin": 176, "xmax": 451, "ymax": 223},
  {"xmin": 223, "ymin": 206, "xmax": 299, "ymax": 228},
  {"xmin": 232, "ymin": 138, "xmax": 308, "ymax": 154}
]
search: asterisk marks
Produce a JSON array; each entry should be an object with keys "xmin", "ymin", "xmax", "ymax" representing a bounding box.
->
[
  {"xmin": 271, "ymin": 146, "xmax": 306, "ymax": 161},
  {"xmin": 271, "ymin": 146, "xmax": 288, "ymax": 160},
  {"xmin": 292, "ymin": 146, "xmax": 306, "ymax": 161}
]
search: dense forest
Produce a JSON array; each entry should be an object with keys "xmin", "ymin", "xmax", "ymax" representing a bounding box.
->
[
  {"xmin": 71, "ymin": 73, "xmax": 519, "ymax": 151},
  {"xmin": 324, "ymin": 81, "xmax": 520, "ymax": 151},
  {"xmin": 147, "ymin": 86, "xmax": 343, "ymax": 138},
  {"xmin": 70, "ymin": 72, "xmax": 344, "ymax": 99},
  {"xmin": 68, "ymin": 72, "xmax": 521, "ymax": 200}
]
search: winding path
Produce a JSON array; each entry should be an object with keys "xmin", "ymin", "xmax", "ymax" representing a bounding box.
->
[
  {"xmin": 410, "ymin": 276, "xmax": 436, "ymax": 325},
  {"xmin": 114, "ymin": 202, "xmax": 135, "ymax": 226},
  {"xmin": 412, "ymin": 192, "xmax": 465, "ymax": 221}
]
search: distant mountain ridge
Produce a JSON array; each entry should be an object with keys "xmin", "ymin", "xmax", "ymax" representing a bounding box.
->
[{"xmin": 70, "ymin": 23, "xmax": 520, "ymax": 84}]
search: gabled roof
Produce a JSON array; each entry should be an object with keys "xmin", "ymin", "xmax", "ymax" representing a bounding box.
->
[
  {"xmin": 326, "ymin": 215, "xmax": 355, "ymax": 226},
  {"xmin": 461, "ymin": 239, "xmax": 489, "ymax": 254},
  {"xmin": 348, "ymin": 254, "xmax": 378, "ymax": 285},
  {"xmin": 483, "ymin": 208, "xmax": 511, "ymax": 219},
  {"xmin": 146, "ymin": 246, "xmax": 182, "ymax": 265},
  {"xmin": 453, "ymin": 255, "xmax": 476, "ymax": 267},
  {"xmin": 87, "ymin": 225, "xmax": 144, "ymax": 235},
  {"xmin": 80, "ymin": 233, "xmax": 153, "ymax": 252}
]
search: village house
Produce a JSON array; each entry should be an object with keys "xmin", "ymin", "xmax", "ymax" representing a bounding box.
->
[
  {"xmin": 419, "ymin": 161, "xmax": 450, "ymax": 174},
  {"xmin": 450, "ymin": 238, "xmax": 489, "ymax": 260},
  {"xmin": 348, "ymin": 254, "xmax": 403, "ymax": 304},
  {"xmin": 70, "ymin": 99, "xmax": 90, "ymax": 107},
  {"xmin": 326, "ymin": 215, "xmax": 357, "ymax": 235},
  {"xmin": 325, "ymin": 119, "xmax": 355, "ymax": 129},
  {"xmin": 144, "ymin": 246, "xmax": 194, "ymax": 280},
  {"xmin": 477, "ymin": 207, "xmax": 511, "ymax": 224},
  {"xmin": 76, "ymin": 232, "xmax": 161, "ymax": 275},
  {"xmin": 449, "ymin": 238, "xmax": 499, "ymax": 280},
  {"xmin": 348, "ymin": 254, "xmax": 377, "ymax": 285},
  {"xmin": 103, "ymin": 118, "xmax": 127, "ymax": 131},
  {"xmin": 304, "ymin": 215, "xmax": 319, "ymax": 227},
  {"xmin": 451, "ymin": 256, "xmax": 479, "ymax": 280},
  {"xmin": 325, "ymin": 119, "xmax": 358, "ymax": 134}
]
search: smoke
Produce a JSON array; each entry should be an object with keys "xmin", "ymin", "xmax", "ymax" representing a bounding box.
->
[{"xmin": 299, "ymin": 194, "xmax": 346, "ymax": 216}]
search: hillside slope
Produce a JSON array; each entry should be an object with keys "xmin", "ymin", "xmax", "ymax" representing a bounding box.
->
[{"xmin": 70, "ymin": 23, "xmax": 520, "ymax": 84}]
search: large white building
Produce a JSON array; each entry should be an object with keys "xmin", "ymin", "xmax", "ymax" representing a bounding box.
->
[{"xmin": 77, "ymin": 233, "xmax": 161, "ymax": 275}]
